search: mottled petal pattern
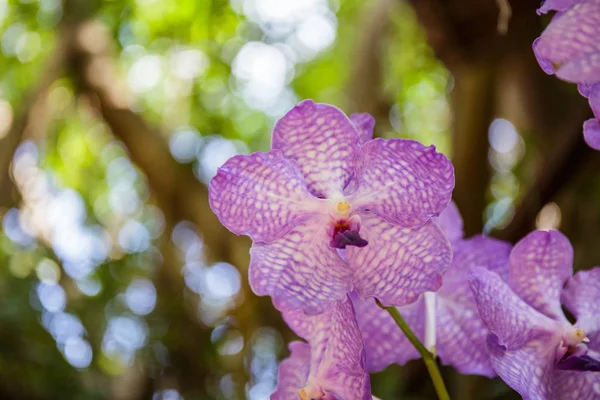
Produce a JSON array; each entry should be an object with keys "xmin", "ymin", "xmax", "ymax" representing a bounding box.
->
[
  {"xmin": 469, "ymin": 267, "xmax": 558, "ymax": 349},
  {"xmin": 553, "ymin": 370, "xmax": 600, "ymax": 399},
  {"xmin": 347, "ymin": 216, "xmax": 450, "ymax": 307},
  {"xmin": 272, "ymin": 100, "xmax": 361, "ymax": 198},
  {"xmin": 209, "ymin": 150, "xmax": 320, "ymax": 243},
  {"xmin": 434, "ymin": 201, "xmax": 464, "ymax": 244},
  {"xmin": 350, "ymin": 113, "xmax": 375, "ymax": 145},
  {"xmin": 271, "ymin": 342, "xmax": 311, "ymax": 400},
  {"xmin": 349, "ymin": 139, "xmax": 454, "ymax": 226},
  {"xmin": 280, "ymin": 297, "xmax": 371, "ymax": 400},
  {"xmin": 440, "ymin": 235, "xmax": 512, "ymax": 290},
  {"xmin": 436, "ymin": 297, "xmax": 495, "ymax": 377},
  {"xmin": 350, "ymin": 293, "xmax": 421, "ymax": 372},
  {"xmin": 561, "ymin": 267, "xmax": 600, "ymax": 344},
  {"xmin": 508, "ymin": 230, "xmax": 573, "ymax": 321},
  {"xmin": 536, "ymin": 0, "xmax": 600, "ymax": 84},
  {"xmin": 249, "ymin": 218, "xmax": 351, "ymax": 315},
  {"xmin": 486, "ymin": 332, "xmax": 558, "ymax": 400}
]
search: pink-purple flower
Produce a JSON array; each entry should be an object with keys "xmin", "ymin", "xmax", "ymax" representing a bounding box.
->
[
  {"xmin": 272, "ymin": 296, "xmax": 371, "ymax": 400},
  {"xmin": 209, "ymin": 100, "xmax": 454, "ymax": 314},
  {"xmin": 534, "ymin": 0, "xmax": 600, "ymax": 149},
  {"xmin": 469, "ymin": 230, "xmax": 600, "ymax": 399},
  {"xmin": 351, "ymin": 202, "xmax": 512, "ymax": 376}
]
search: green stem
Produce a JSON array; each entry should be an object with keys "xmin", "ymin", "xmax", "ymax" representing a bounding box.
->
[{"xmin": 375, "ymin": 299, "xmax": 450, "ymax": 400}]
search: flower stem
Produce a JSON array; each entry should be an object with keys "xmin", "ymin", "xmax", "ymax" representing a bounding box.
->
[{"xmin": 375, "ymin": 299, "xmax": 450, "ymax": 400}]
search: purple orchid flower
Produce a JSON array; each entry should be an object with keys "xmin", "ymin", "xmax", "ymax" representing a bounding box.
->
[
  {"xmin": 533, "ymin": 0, "xmax": 600, "ymax": 149},
  {"xmin": 272, "ymin": 296, "xmax": 372, "ymax": 400},
  {"xmin": 469, "ymin": 230, "xmax": 600, "ymax": 399},
  {"xmin": 209, "ymin": 100, "xmax": 454, "ymax": 314},
  {"xmin": 351, "ymin": 202, "xmax": 512, "ymax": 376}
]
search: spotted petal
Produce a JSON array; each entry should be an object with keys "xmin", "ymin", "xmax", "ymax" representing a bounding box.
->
[
  {"xmin": 272, "ymin": 100, "xmax": 361, "ymax": 198},
  {"xmin": 507, "ymin": 230, "xmax": 573, "ymax": 321},
  {"xmin": 280, "ymin": 297, "xmax": 371, "ymax": 400},
  {"xmin": 349, "ymin": 139, "xmax": 454, "ymax": 226},
  {"xmin": 434, "ymin": 201, "xmax": 464, "ymax": 244},
  {"xmin": 209, "ymin": 150, "xmax": 321, "ymax": 243},
  {"xmin": 350, "ymin": 293, "xmax": 421, "ymax": 372},
  {"xmin": 249, "ymin": 218, "xmax": 352, "ymax": 315},
  {"xmin": 535, "ymin": 0, "xmax": 600, "ymax": 84},
  {"xmin": 350, "ymin": 113, "xmax": 376, "ymax": 145},
  {"xmin": 486, "ymin": 332, "xmax": 558, "ymax": 400},
  {"xmin": 440, "ymin": 235, "xmax": 512, "ymax": 289},
  {"xmin": 436, "ymin": 296, "xmax": 495, "ymax": 377},
  {"xmin": 562, "ymin": 267, "xmax": 600, "ymax": 346},
  {"xmin": 553, "ymin": 370, "xmax": 600, "ymax": 399},
  {"xmin": 435, "ymin": 237, "xmax": 511, "ymax": 377},
  {"xmin": 271, "ymin": 342, "xmax": 311, "ymax": 400},
  {"xmin": 347, "ymin": 216, "xmax": 451, "ymax": 307},
  {"xmin": 469, "ymin": 267, "xmax": 558, "ymax": 350}
]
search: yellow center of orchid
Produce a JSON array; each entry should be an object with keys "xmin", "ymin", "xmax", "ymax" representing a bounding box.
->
[
  {"xmin": 335, "ymin": 200, "xmax": 351, "ymax": 216},
  {"xmin": 576, "ymin": 328, "xmax": 585, "ymax": 340},
  {"xmin": 299, "ymin": 389, "xmax": 309, "ymax": 400}
]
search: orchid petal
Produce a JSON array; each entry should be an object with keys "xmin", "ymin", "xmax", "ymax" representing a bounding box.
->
[
  {"xmin": 350, "ymin": 113, "xmax": 375, "ymax": 145},
  {"xmin": 469, "ymin": 267, "xmax": 558, "ymax": 350},
  {"xmin": 554, "ymin": 370, "xmax": 600, "ymax": 399},
  {"xmin": 562, "ymin": 267, "xmax": 600, "ymax": 347},
  {"xmin": 272, "ymin": 100, "xmax": 361, "ymax": 198},
  {"xmin": 486, "ymin": 332, "xmax": 558, "ymax": 400},
  {"xmin": 209, "ymin": 150, "xmax": 321, "ymax": 243},
  {"xmin": 536, "ymin": 0, "xmax": 600, "ymax": 84},
  {"xmin": 584, "ymin": 118, "xmax": 600, "ymax": 150},
  {"xmin": 350, "ymin": 293, "xmax": 421, "ymax": 372},
  {"xmin": 250, "ymin": 218, "xmax": 352, "ymax": 315},
  {"xmin": 347, "ymin": 215, "xmax": 450, "ymax": 307},
  {"xmin": 280, "ymin": 297, "xmax": 372, "ymax": 400},
  {"xmin": 538, "ymin": 0, "xmax": 580, "ymax": 14},
  {"xmin": 436, "ymin": 297, "xmax": 495, "ymax": 377},
  {"xmin": 508, "ymin": 230, "xmax": 573, "ymax": 322},
  {"xmin": 271, "ymin": 342, "xmax": 311, "ymax": 400},
  {"xmin": 434, "ymin": 201, "xmax": 464, "ymax": 244},
  {"xmin": 349, "ymin": 139, "xmax": 454, "ymax": 226}
]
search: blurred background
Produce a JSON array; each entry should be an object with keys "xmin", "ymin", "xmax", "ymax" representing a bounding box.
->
[{"xmin": 0, "ymin": 0, "xmax": 598, "ymax": 399}]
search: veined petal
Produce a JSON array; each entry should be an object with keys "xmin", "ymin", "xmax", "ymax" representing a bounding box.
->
[
  {"xmin": 537, "ymin": 1, "xmax": 600, "ymax": 64},
  {"xmin": 249, "ymin": 218, "xmax": 352, "ymax": 315},
  {"xmin": 272, "ymin": 100, "xmax": 361, "ymax": 198},
  {"xmin": 347, "ymin": 215, "xmax": 451, "ymax": 307},
  {"xmin": 486, "ymin": 332, "xmax": 558, "ymax": 400},
  {"xmin": 538, "ymin": 0, "xmax": 580, "ymax": 14},
  {"xmin": 562, "ymin": 267, "xmax": 600, "ymax": 347},
  {"xmin": 279, "ymin": 297, "xmax": 372, "ymax": 400},
  {"xmin": 349, "ymin": 139, "xmax": 454, "ymax": 226},
  {"xmin": 209, "ymin": 150, "xmax": 321, "ymax": 243},
  {"xmin": 434, "ymin": 237, "xmax": 510, "ymax": 377},
  {"xmin": 469, "ymin": 267, "xmax": 558, "ymax": 350},
  {"xmin": 508, "ymin": 230, "xmax": 573, "ymax": 322},
  {"xmin": 553, "ymin": 370, "xmax": 600, "ymax": 399},
  {"xmin": 271, "ymin": 342, "xmax": 311, "ymax": 400},
  {"xmin": 584, "ymin": 118, "xmax": 600, "ymax": 150},
  {"xmin": 434, "ymin": 201, "xmax": 464, "ymax": 244},
  {"xmin": 436, "ymin": 297, "xmax": 495, "ymax": 377},
  {"xmin": 350, "ymin": 293, "xmax": 421, "ymax": 372},
  {"xmin": 440, "ymin": 235, "xmax": 512, "ymax": 290},
  {"xmin": 350, "ymin": 113, "xmax": 375, "ymax": 145}
]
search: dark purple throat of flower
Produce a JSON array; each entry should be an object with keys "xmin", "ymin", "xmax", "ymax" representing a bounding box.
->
[
  {"xmin": 329, "ymin": 219, "xmax": 368, "ymax": 249},
  {"xmin": 557, "ymin": 344, "xmax": 600, "ymax": 372}
]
